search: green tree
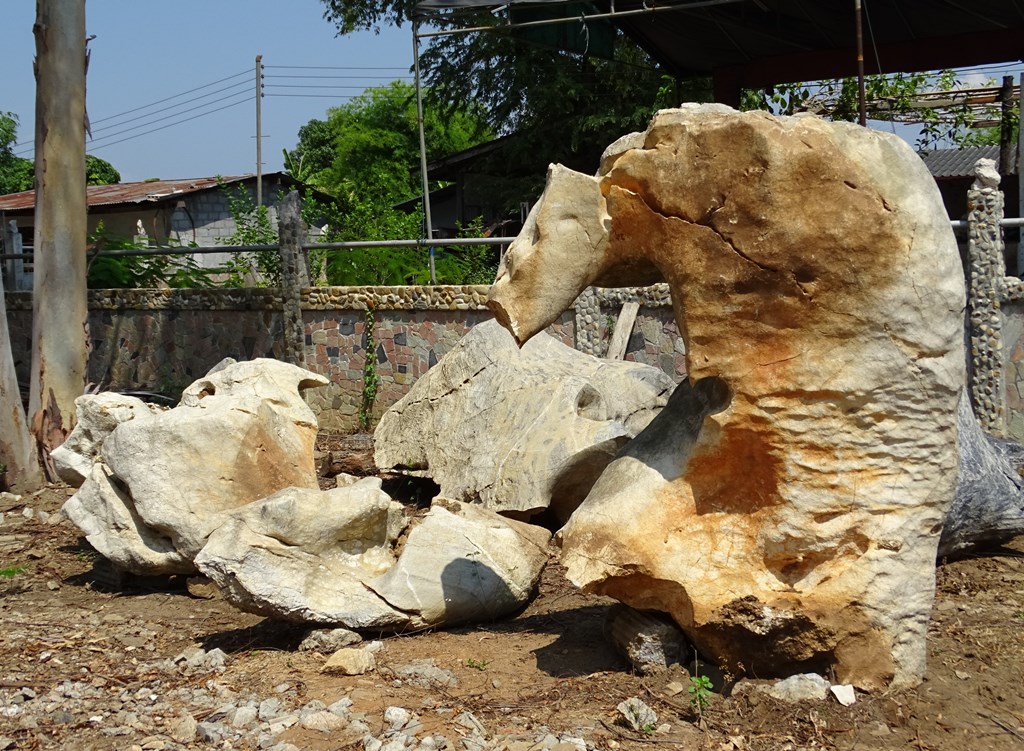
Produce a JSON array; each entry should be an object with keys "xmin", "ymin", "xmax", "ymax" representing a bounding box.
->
[
  {"xmin": 743, "ymin": 70, "xmax": 1011, "ymax": 151},
  {"xmin": 317, "ymin": 2, "xmax": 693, "ymax": 212},
  {"xmin": 291, "ymin": 80, "xmax": 488, "ymax": 204},
  {"xmin": 284, "ymin": 118, "xmax": 335, "ymax": 188},
  {"xmin": 0, "ymin": 112, "xmax": 34, "ymax": 195},
  {"xmin": 85, "ymin": 154, "xmax": 120, "ymax": 185},
  {"xmin": 1, "ymin": 113, "xmax": 121, "ymax": 194}
]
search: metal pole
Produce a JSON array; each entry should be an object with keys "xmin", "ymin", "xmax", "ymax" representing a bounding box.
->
[
  {"xmin": 854, "ymin": 0, "xmax": 866, "ymax": 127},
  {"xmin": 412, "ymin": 21, "xmax": 436, "ymax": 284},
  {"xmin": 256, "ymin": 54, "xmax": 263, "ymax": 207}
]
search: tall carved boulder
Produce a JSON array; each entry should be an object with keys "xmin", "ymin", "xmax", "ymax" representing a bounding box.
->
[{"xmin": 489, "ymin": 105, "xmax": 966, "ymax": 690}]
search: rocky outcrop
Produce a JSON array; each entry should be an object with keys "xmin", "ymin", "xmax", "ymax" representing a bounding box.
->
[
  {"xmin": 491, "ymin": 105, "xmax": 966, "ymax": 690},
  {"xmin": 373, "ymin": 319, "xmax": 674, "ymax": 520},
  {"xmin": 195, "ymin": 483, "xmax": 551, "ymax": 630},
  {"xmin": 62, "ymin": 358, "xmax": 328, "ymax": 574}
]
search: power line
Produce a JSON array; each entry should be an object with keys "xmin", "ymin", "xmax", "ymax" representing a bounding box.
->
[
  {"xmin": 86, "ymin": 97, "xmax": 253, "ymax": 152},
  {"xmin": 264, "ymin": 94, "xmax": 359, "ymax": 99},
  {"xmin": 264, "ymin": 74, "xmax": 414, "ymax": 80},
  {"xmin": 89, "ymin": 81, "xmax": 251, "ymax": 136},
  {"xmin": 90, "ymin": 69, "xmax": 250, "ymax": 125},
  {"xmin": 264, "ymin": 84, "xmax": 399, "ymax": 90},
  {"xmin": 13, "ymin": 70, "xmax": 251, "ymax": 150},
  {"xmin": 14, "ymin": 91, "xmax": 255, "ymax": 157},
  {"xmin": 264, "ymin": 65, "xmax": 410, "ymax": 70},
  {"xmin": 88, "ymin": 92, "xmax": 254, "ymax": 147}
]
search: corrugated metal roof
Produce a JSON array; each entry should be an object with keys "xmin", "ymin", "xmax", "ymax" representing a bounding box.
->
[
  {"xmin": 919, "ymin": 145, "xmax": 1011, "ymax": 179},
  {"xmin": 0, "ymin": 174, "xmax": 261, "ymax": 212}
]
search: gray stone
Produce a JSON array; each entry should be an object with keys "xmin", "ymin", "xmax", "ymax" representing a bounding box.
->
[
  {"xmin": 765, "ymin": 673, "xmax": 831, "ymax": 702},
  {"xmin": 299, "ymin": 627, "xmax": 362, "ymax": 653},
  {"xmin": 605, "ymin": 604, "xmax": 688, "ymax": 674},
  {"xmin": 616, "ymin": 697, "xmax": 657, "ymax": 732},
  {"xmin": 374, "ymin": 319, "xmax": 674, "ymax": 521},
  {"xmin": 943, "ymin": 395, "xmax": 1024, "ymax": 557}
]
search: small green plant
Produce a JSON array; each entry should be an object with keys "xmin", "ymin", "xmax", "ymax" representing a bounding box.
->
[
  {"xmin": 688, "ymin": 673, "xmax": 713, "ymax": 715},
  {"xmin": 639, "ymin": 722, "xmax": 656, "ymax": 736},
  {"xmin": 465, "ymin": 658, "xmax": 489, "ymax": 671},
  {"xmin": 218, "ymin": 179, "xmax": 281, "ymax": 286},
  {"xmin": 0, "ymin": 566, "xmax": 27, "ymax": 578},
  {"xmin": 87, "ymin": 222, "xmax": 215, "ymax": 289},
  {"xmin": 358, "ymin": 307, "xmax": 381, "ymax": 432}
]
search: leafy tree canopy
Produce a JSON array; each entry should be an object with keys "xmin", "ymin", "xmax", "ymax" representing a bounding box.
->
[
  {"xmin": 288, "ymin": 80, "xmax": 489, "ymax": 203},
  {"xmin": 85, "ymin": 154, "xmax": 121, "ymax": 185},
  {"xmin": 320, "ymin": 3, "xmax": 1007, "ymax": 174},
  {"xmin": 745, "ymin": 70, "xmax": 1012, "ymax": 151},
  {"xmin": 0, "ymin": 112, "xmax": 34, "ymax": 195},
  {"xmin": 1, "ymin": 113, "xmax": 121, "ymax": 194}
]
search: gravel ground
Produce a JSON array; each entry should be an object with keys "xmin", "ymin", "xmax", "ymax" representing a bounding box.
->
[{"xmin": 1, "ymin": 474, "xmax": 1023, "ymax": 751}]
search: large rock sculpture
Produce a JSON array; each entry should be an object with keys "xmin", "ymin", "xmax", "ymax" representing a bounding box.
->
[
  {"xmin": 374, "ymin": 319, "xmax": 675, "ymax": 520},
  {"xmin": 489, "ymin": 105, "xmax": 966, "ymax": 690},
  {"xmin": 63, "ymin": 358, "xmax": 328, "ymax": 574},
  {"xmin": 195, "ymin": 484, "xmax": 551, "ymax": 629}
]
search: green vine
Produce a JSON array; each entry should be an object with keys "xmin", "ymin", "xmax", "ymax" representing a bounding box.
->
[{"xmin": 359, "ymin": 306, "xmax": 381, "ymax": 432}]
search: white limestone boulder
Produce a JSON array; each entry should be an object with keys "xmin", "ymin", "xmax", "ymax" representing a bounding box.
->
[
  {"xmin": 51, "ymin": 392, "xmax": 164, "ymax": 487},
  {"xmin": 489, "ymin": 105, "xmax": 966, "ymax": 690},
  {"xmin": 366, "ymin": 498, "xmax": 552, "ymax": 625},
  {"xmin": 195, "ymin": 480, "xmax": 410, "ymax": 628},
  {"xmin": 63, "ymin": 462, "xmax": 190, "ymax": 574},
  {"xmin": 373, "ymin": 319, "xmax": 675, "ymax": 520},
  {"xmin": 62, "ymin": 358, "xmax": 328, "ymax": 573},
  {"xmin": 195, "ymin": 482, "xmax": 551, "ymax": 630}
]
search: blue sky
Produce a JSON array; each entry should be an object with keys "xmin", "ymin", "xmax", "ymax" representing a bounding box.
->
[
  {"xmin": 3, "ymin": 2, "xmax": 1023, "ymax": 185},
  {"xmin": 1, "ymin": 1, "xmax": 414, "ymax": 182}
]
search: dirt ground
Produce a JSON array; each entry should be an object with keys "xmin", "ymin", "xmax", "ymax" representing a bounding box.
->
[{"xmin": 1, "ymin": 436, "xmax": 1023, "ymax": 751}]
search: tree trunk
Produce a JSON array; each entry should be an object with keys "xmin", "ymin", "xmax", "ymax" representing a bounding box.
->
[
  {"xmin": 0, "ymin": 275, "xmax": 43, "ymax": 492},
  {"xmin": 28, "ymin": 0, "xmax": 88, "ymax": 477}
]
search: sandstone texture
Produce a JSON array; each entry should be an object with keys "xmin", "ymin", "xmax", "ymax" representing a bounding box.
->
[
  {"xmin": 374, "ymin": 319, "xmax": 674, "ymax": 520},
  {"xmin": 491, "ymin": 105, "xmax": 966, "ymax": 689},
  {"xmin": 62, "ymin": 358, "xmax": 328, "ymax": 574}
]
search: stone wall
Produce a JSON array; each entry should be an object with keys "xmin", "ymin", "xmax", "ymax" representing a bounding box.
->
[{"xmin": 4, "ymin": 285, "xmax": 683, "ymax": 433}]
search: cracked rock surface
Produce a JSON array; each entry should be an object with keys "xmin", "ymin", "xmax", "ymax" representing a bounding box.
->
[{"xmin": 489, "ymin": 104, "xmax": 966, "ymax": 690}]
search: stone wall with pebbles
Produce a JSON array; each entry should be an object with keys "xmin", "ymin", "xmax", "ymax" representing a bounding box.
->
[
  {"xmin": 9, "ymin": 178, "xmax": 1024, "ymax": 437},
  {"xmin": 5, "ymin": 285, "xmax": 683, "ymax": 432}
]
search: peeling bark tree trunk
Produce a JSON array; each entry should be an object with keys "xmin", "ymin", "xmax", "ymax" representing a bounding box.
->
[
  {"xmin": 0, "ymin": 276, "xmax": 43, "ymax": 492},
  {"xmin": 28, "ymin": 0, "xmax": 88, "ymax": 477}
]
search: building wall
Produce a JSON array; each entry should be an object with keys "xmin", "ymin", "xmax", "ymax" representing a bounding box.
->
[{"xmin": 4, "ymin": 285, "xmax": 684, "ymax": 433}]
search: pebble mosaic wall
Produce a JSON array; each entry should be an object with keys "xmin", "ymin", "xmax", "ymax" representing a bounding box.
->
[
  {"xmin": 967, "ymin": 173, "xmax": 1007, "ymax": 436},
  {"xmin": 5, "ymin": 285, "xmax": 684, "ymax": 433},
  {"xmin": 8, "ymin": 163, "xmax": 1024, "ymax": 437}
]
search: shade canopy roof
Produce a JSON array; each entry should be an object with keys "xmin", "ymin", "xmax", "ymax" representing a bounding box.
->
[{"xmin": 415, "ymin": 1, "xmax": 1024, "ymax": 102}]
